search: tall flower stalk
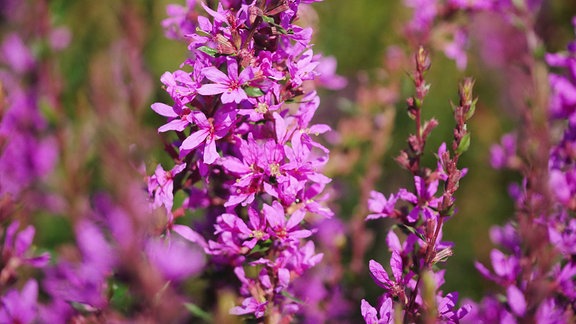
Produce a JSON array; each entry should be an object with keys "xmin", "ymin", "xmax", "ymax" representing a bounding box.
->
[
  {"xmin": 466, "ymin": 17, "xmax": 576, "ymax": 323},
  {"xmin": 150, "ymin": 0, "xmax": 339, "ymax": 320},
  {"xmin": 362, "ymin": 47, "xmax": 473, "ymax": 323}
]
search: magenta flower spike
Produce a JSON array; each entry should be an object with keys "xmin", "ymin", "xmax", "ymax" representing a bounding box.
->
[{"xmin": 149, "ymin": 0, "xmax": 344, "ymax": 320}]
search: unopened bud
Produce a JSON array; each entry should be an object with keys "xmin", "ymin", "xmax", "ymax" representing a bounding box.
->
[
  {"xmin": 459, "ymin": 78, "xmax": 475, "ymax": 107},
  {"xmin": 416, "ymin": 46, "xmax": 431, "ymax": 72}
]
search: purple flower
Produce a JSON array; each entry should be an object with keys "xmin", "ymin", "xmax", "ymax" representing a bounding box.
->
[
  {"xmin": 314, "ymin": 55, "xmax": 347, "ymax": 90},
  {"xmin": 0, "ymin": 33, "xmax": 35, "ymax": 73},
  {"xmin": 368, "ymin": 257, "xmax": 410, "ymax": 301},
  {"xmin": 148, "ymin": 163, "xmax": 186, "ymax": 214},
  {"xmin": 475, "ymin": 249, "xmax": 520, "ymax": 286},
  {"xmin": 162, "ymin": 0, "xmax": 197, "ymax": 39},
  {"xmin": 506, "ymin": 285, "xmax": 526, "ymax": 317},
  {"xmin": 366, "ymin": 190, "xmax": 398, "ymax": 220},
  {"xmin": 397, "ymin": 176, "xmax": 441, "ymax": 222},
  {"xmin": 361, "ymin": 298, "xmax": 394, "ymax": 324},
  {"xmin": 1, "ymin": 222, "xmax": 50, "ymax": 275},
  {"xmin": 230, "ymin": 297, "xmax": 268, "ymax": 318},
  {"xmin": 179, "ymin": 107, "xmax": 236, "ymax": 164},
  {"xmin": 490, "ymin": 133, "xmax": 518, "ymax": 169},
  {"xmin": 198, "ymin": 58, "xmax": 253, "ymax": 104},
  {"xmin": 0, "ymin": 279, "xmax": 39, "ymax": 324},
  {"xmin": 443, "ymin": 28, "xmax": 468, "ymax": 70},
  {"xmin": 145, "ymin": 235, "xmax": 205, "ymax": 281},
  {"xmin": 264, "ymin": 201, "xmax": 311, "ymax": 242},
  {"xmin": 437, "ymin": 292, "xmax": 471, "ymax": 322},
  {"xmin": 43, "ymin": 220, "xmax": 115, "ymax": 310}
]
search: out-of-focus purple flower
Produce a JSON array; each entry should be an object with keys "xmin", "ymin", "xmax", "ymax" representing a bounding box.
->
[
  {"xmin": 548, "ymin": 212, "xmax": 576, "ymax": 256},
  {"xmin": 475, "ymin": 248, "xmax": 520, "ymax": 286},
  {"xmin": 1, "ymin": 222, "xmax": 49, "ymax": 283},
  {"xmin": 490, "ymin": 133, "xmax": 518, "ymax": 169},
  {"xmin": 443, "ymin": 28, "xmax": 468, "ymax": 70},
  {"xmin": 0, "ymin": 279, "xmax": 39, "ymax": 324},
  {"xmin": 489, "ymin": 223, "xmax": 520, "ymax": 254},
  {"xmin": 404, "ymin": 0, "xmax": 438, "ymax": 34},
  {"xmin": 314, "ymin": 55, "xmax": 347, "ymax": 90},
  {"xmin": 0, "ymin": 33, "xmax": 34, "ymax": 74},
  {"xmin": 506, "ymin": 285, "xmax": 526, "ymax": 316},
  {"xmin": 43, "ymin": 220, "xmax": 115, "ymax": 311},
  {"xmin": 145, "ymin": 235, "xmax": 205, "ymax": 282},
  {"xmin": 48, "ymin": 27, "xmax": 72, "ymax": 51},
  {"xmin": 162, "ymin": 0, "xmax": 197, "ymax": 40}
]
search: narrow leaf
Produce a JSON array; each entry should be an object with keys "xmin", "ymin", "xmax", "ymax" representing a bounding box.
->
[
  {"xmin": 456, "ymin": 132, "xmax": 471, "ymax": 155},
  {"xmin": 197, "ymin": 46, "xmax": 218, "ymax": 57},
  {"xmin": 244, "ymin": 86, "xmax": 264, "ymax": 97},
  {"xmin": 185, "ymin": 303, "xmax": 213, "ymax": 322}
]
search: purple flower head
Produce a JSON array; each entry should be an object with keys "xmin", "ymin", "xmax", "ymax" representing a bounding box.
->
[
  {"xmin": 162, "ymin": 0, "xmax": 197, "ymax": 39},
  {"xmin": 404, "ymin": 0, "xmax": 438, "ymax": 34},
  {"xmin": 264, "ymin": 201, "xmax": 311, "ymax": 242},
  {"xmin": 368, "ymin": 257, "xmax": 411, "ymax": 301},
  {"xmin": 437, "ymin": 292, "xmax": 471, "ymax": 322},
  {"xmin": 548, "ymin": 169, "xmax": 576, "ymax": 209},
  {"xmin": 314, "ymin": 55, "xmax": 347, "ymax": 90},
  {"xmin": 179, "ymin": 106, "xmax": 236, "ymax": 163},
  {"xmin": 397, "ymin": 176, "xmax": 441, "ymax": 222},
  {"xmin": 2, "ymin": 221, "xmax": 50, "ymax": 272},
  {"xmin": 230, "ymin": 296, "xmax": 268, "ymax": 318},
  {"xmin": 489, "ymin": 222, "xmax": 521, "ymax": 254},
  {"xmin": 548, "ymin": 212, "xmax": 576, "ymax": 256},
  {"xmin": 361, "ymin": 298, "xmax": 394, "ymax": 324},
  {"xmin": 146, "ymin": 235, "xmax": 205, "ymax": 282},
  {"xmin": 148, "ymin": 163, "xmax": 186, "ymax": 214},
  {"xmin": 158, "ymin": 70, "xmax": 199, "ymax": 108},
  {"xmin": 551, "ymin": 263, "xmax": 576, "ymax": 299},
  {"xmin": 464, "ymin": 296, "xmax": 515, "ymax": 323},
  {"xmin": 443, "ymin": 28, "xmax": 468, "ymax": 70},
  {"xmin": 535, "ymin": 298, "xmax": 570, "ymax": 323},
  {"xmin": 0, "ymin": 33, "xmax": 35, "ymax": 74},
  {"xmin": 198, "ymin": 58, "xmax": 253, "ymax": 104},
  {"xmin": 366, "ymin": 190, "xmax": 398, "ymax": 220},
  {"xmin": 474, "ymin": 248, "xmax": 520, "ymax": 286},
  {"xmin": 44, "ymin": 220, "xmax": 115, "ymax": 310},
  {"xmin": 506, "ymin": 285, "xmax": 526, "ymax": 317},
  {"xmin": 0, "ymin": 279, "xmax": 39, "ymax": 324},
  {"xmin": 490, "ymin": 133, "xmax": 518, "ymax": 169}
]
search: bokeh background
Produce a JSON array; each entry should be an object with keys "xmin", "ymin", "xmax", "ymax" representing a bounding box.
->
[{"xmin": 2, "ymin": 0, "xmax": 576, "ymax": 320}]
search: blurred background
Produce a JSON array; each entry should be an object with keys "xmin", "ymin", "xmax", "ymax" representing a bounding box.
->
[{"xmin": 1, "ymin": 0, "xmax": 576, "ymax": 321}]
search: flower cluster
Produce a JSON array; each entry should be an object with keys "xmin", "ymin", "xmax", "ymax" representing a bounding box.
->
[
  {"xmin": 150, "ymin": 0, "xmax": 340, "ymax": 320},
  {"xmin": 361, "ymin": 47, "xmax": 473, "ymax": 323},
  {"xmin": 403, "ymin": 0, "xmax": 543, "ymax": 70},
  {"xmin": 465, "ymin": 15, "xmax": 576, "ymax": 324}
]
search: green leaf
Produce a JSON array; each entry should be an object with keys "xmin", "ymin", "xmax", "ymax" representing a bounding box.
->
[
  {"xmin": 184, "ymin": 303, "xmax": 213, "ymax": 322},
  {"xmin": 466, "ymin": 98, "xmax": 477, "ymax": 121},
  {"xmin": 456, "ymin": 132, "xmax": 471, "ymax": 155},
  {"xmin": 244, "ymin": 86, "xmax": 265, "ymax": 97},
  {"xmin": 397, "ymin": 224, "xmax": 426, "ymax": 241},
  {"xmin": 281, "ymin": 290, "xmax": 303, "ymax": 304},
  {"xmin": 197, "ymin": 46, "xmax": 218, "ymax": 57},
  {"xmin": 262, "ymin": 16, "xmax": 275, "ymax": 24},
  {"xmin": 109, "ymin": 281, "xmax": 134, "ymax": 313}
]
